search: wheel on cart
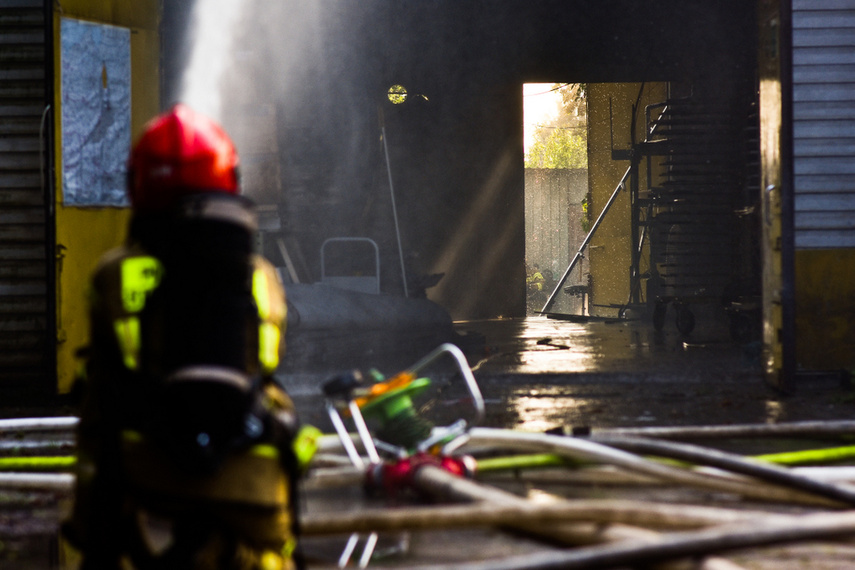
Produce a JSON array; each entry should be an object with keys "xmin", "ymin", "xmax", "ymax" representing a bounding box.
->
[{"xmin": 675, "ymin": 304, "xmax": 695, "ymax": 336}]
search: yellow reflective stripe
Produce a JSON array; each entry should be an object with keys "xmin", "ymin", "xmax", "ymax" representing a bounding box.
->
[
  {"xmin": 253, "ymin": 265, "xmax": 271, "ymax": 320},
  {"xmin": 259, "ymin": 321, "xmax": 280, "ymax": 373},
  {"xmin": 113, "ymin": 316, "xmax": 141, "ymax": 370},
  {"xmin": 293, "ymin": 424, "xmax": 322, "ymax": 470},
  {"xmin": 282, "ymin": 537, "xmax": 297, "ymax": 561},
  {"xmin": 249, "ymin": 443, "xmax": 279, "ymax": 459},
  {"xmin": 120, "ymin": 256, "xmax": 163, "ymax": 313},
  {"xmin": 261, "ymin": 550, "xmax": 286, "ymax": 570},
  {"xmin": 113, "ymin": 256, "xmax": 162, "ymax": 370},
  {"xmin": 254, "ymin": 264, "xmax": 282, "ymax": 372}
]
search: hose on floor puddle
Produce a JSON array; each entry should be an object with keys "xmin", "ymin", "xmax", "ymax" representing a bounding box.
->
[
  {"xmin": 589, "ymin": 434, "xmax": 855, "ymax": 506},
  {"xmin": 458, "ymin": 428, "xmax": 850, "ymax": 507},
  {"xmin": 577, "ymin": 419, "xmax": 855, "ymax": 441}
]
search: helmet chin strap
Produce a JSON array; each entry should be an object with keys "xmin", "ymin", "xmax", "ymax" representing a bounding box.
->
[{"xmin": 176, "ymin": 193, "xmax": 258, "ymax": 234}]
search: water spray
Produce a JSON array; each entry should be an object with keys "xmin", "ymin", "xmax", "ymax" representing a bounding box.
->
[{"xmin": 179, "ymin": 0, "xmax": 247, "ymax": 120}]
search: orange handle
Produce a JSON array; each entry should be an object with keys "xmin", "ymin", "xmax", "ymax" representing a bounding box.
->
[{"xmin": 354, "ymin": 371, "xmax": 416, "ymax": 409}]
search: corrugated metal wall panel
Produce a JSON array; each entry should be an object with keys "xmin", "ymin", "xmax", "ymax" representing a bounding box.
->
[
  {"xmin": 793, "ymin": 0, "xmax": 855, "ymax": 248},
  {"xmin": 0, "ymin": 2, "xmax": 51, "ymax": 392}
]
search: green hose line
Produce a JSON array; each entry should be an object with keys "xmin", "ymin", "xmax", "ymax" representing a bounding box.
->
[
  {"xmin": 648, "ymin": 445, "xmax": 855, "ymax": 468},
  {"xmin": 590, "ymin": 434, "xmax": 855, "ymax": 506},
  {"xmin": 0, "ymin": 456, "xmax": 76, "ymax": 471},
  {"xmin": 752, "ymin": 445, "xmax": 855, "ymax": 467},
  {"xmin": 2, "ymin": 436, "xmax": 852, "ymax": 479},
  {"xmin": 476, "ymin": 453, "xmax": 580, "ymax": 473},
  {"xmin": 467, "ymin": 437, "xmax": 855, "ymax": 478},
  {"xmin": 474, "ymin": 445, "xmax": 855, "ymax": 476}
]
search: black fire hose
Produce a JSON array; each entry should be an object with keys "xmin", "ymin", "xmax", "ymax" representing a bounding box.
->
[{"xmin": 588, "ymin": 434, "xmax": 855, "ymax": 507}]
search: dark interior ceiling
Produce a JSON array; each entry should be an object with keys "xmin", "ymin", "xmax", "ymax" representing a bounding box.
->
[
  {"xmin": 162, "ymin": 1, "xmax": 757, "ymax": 108},
  {"xmin": 377, "ymin": 1, "xmax": 756, "ymax": 90},
  {"xmin": 160, "ymin": 0, "xmax": 759, "ymax": 319}
]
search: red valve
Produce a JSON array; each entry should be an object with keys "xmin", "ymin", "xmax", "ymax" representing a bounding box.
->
[{"xmin": 366, "ymin": 453, "xmax": 476, "ymax": 497}]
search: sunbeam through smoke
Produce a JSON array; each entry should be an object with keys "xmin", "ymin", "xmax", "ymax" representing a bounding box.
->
[{"xmin": 179, "ymin": 0, "xmax": 246, "ymax": 121}]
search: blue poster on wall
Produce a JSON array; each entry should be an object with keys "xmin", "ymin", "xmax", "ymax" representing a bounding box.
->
[{"xmin": 61, "ymin": 18, "xmax": 131, "ymax": 207}]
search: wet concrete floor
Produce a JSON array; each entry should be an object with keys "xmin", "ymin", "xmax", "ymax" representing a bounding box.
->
[
  {"xmin": 286, "ymin": 315, "xmax": 853, "ymax": 436},
  {"xmin": 290, "ymin": 316, "xmax": 855, "ymax": 569},
  {"xmin": 5, "ymin": 315, "xmax": 855, "ymax": 569}
]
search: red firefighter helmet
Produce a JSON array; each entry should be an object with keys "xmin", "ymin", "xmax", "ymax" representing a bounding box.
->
[{"xmin": 128, "ymin": 104, "xmax": 240, "ymax": 212}]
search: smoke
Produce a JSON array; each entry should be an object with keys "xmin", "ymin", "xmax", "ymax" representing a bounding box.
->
[
  {"xmin": 165, "ymin": 0, "xmax": 508, "ymax": 310},
  {"xmin": 178, "ymin": 0, "xmax": 247, "ymax": 121}
]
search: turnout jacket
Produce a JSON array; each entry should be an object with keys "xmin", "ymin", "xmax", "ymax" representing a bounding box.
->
[{"xmin": 68, "ymin": 194, "xmax": 301, "ymax": 569}]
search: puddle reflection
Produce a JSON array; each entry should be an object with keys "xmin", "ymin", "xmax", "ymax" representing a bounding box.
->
[
  {"xmin": 507, "ymin": 384, "xmax": 615, "ymax": 432},
  {"xmin": 765, "ymin": 399, "xmax": 784, "ymax": 424},
  {"xmin": 460, "ymin": 315, "xmax": 758, "ymax": 378}
]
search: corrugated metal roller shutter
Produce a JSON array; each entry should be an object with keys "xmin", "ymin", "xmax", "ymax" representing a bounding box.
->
[
  {"xmin": 793, "ymin": 0, "xmax": 855, "ymax": 248},
  {"xmin": 0, "ymin": 0, "xmax": 53, "ymax": 393}
]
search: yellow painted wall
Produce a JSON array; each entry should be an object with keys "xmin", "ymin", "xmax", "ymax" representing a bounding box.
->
[
  {"xmin": 586, "ymin": 83, "xmax": 666, "ymax": 314},
  {"xmin": 53, "ymin": 1, "xmax": 160, "ymax": 393},
  {"xmin": 795, "ymin": 249, "xmax": 855, "ymax": 371}
]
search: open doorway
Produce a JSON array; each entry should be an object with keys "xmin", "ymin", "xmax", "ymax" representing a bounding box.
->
[
  {"xmin": 523, "ymin": 82, "xmax": 760, "ymax": 342},
  {"xmin": 523, "ymin": 83, "xmax": 589, "ymax": 315}
]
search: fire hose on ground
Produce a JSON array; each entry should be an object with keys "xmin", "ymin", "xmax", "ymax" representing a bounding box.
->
[{"xmin": 9, "ymin": 346, "xmax": 855, "ymax": 567}]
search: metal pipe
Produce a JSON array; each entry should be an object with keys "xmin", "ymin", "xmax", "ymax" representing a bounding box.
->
[
  {"xmin": 358, "ymin": 532, "xmax": 379, "ymax": 568},
  {"xmin": 381, "ymin": 125, "xmax": 409, "ymax": 298},
  {"xmin": 406, "ymin": 343, "xmax": 485, "ymax": 426},
  {"xmin": 320, "ymin": 237, "xmax": 381, "ymax": 294},
  {"xmin": 326, "ymin": 402, "xmax": 365, "ymax": 469},
  {"xmin": 338, "ymin": 534, "xmax": 359, "ymax": 568},
  {"xmin": 541, "ymin": 167, "xmax": 631, "ymax": 313},
  {"xmin": 348, "ymin": 400, "xmax": 381, "ymax": 464}
]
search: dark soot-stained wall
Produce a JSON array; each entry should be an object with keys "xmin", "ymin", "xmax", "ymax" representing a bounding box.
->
[{"xmin": 161, "ymin": 0, "xmax": 757, "ymax": 320}]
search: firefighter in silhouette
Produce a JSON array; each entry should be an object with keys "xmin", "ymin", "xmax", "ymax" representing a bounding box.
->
[
  {"xmin": 526, "ymin": 263, "xmax": 546, "ymax": 310},
  {"xmin": 64, "ymin": 104, "xmax": 312, "ymax": 569}
]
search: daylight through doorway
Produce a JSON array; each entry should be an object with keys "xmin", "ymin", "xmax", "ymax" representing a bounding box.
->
[{"xmin": 523, "ymin": 83, "xmax": 589, "ymax": 316}]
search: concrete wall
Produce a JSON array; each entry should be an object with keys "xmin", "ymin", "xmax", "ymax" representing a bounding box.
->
[
  {"xmin": 586, "ymin": 83, "xmax": 667, "ymax": 316},
  {"xmin": 525, "ymin": 168, "xmax": 588, "ymax": 314},
  {"xmin": 53, "ymin": 0, "xmax": 160, "ymax": 393}
]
